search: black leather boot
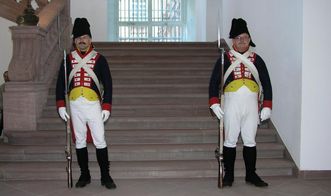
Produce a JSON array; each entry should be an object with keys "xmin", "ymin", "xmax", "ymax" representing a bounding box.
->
[
  {"xmin": 243, "ymin": 146, "xmax": 268, "ymax": 187},
  {"xmin": 96, "ymin": 147, "xmax": 117, "ymax": 189},
  {"xmin": 222, "ymin": 146, "xmax": 236, "ymax": 187},
  {"xmin": 75, "ymin": 147, "xmax": 91, "ymax": 188}
]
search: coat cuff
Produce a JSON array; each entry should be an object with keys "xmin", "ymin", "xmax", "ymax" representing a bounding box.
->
[
  {"xmin": 262, "ymin": 100, "xmax": 272, "ymax": 109},
  {"xmin": 56, "ymin": 100, "xmax": 65, "ymax": 109},
  {"xmin": 102, "ymin": 103, "xmax": 112, "ymax": 111},
  {"xmin": 209, "ymin": 97, "xmax": 219, "ymax": 107}
]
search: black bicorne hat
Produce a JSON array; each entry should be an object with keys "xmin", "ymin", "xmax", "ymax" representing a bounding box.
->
[
  {"xmin": 72, "ymin": 18, "xmax": 92, "ymax": 39},
  {"xmin": 229, "ymin": 18, "xmax": 255, "ymax": 47}
]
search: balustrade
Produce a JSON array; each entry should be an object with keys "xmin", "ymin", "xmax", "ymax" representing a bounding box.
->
[{"xmin": 3, "ymin": 0, "xmax": 71, "ymax": 132}]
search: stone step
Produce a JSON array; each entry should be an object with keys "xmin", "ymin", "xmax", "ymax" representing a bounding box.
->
[
  {"xmin": 104, "ymin": 52, "xmax": 218, "ymax": 58},
  {"xmin": 48, "ymin": 84, "xmax": 209, "ymax": 95},
  {"xmin": 47, "ymin": 93, "xmax": 208, "ymax": 106},
  {"xmin": 109, "ymin": 65, "xmax": 213, "ymax": 71},
  {"xmin": 111, "ymin": 70, "xmax": 211, "ymax": 78},
  {"xmin": 105, "ymin": 54, "xmax": 218, "ymax": 61},
  {"xmin": 112, "ymin": 76, "xmax": 210, "ymax": 85},
  {"xmin": 5, "ymin": 128, "xmax": 277, "ymax": 146},
  {"xmin": 0, "ymin": 158, "xmax": 295, "ymax": 180},
  {"xmin": 48, "ymin": 93, "xmax": 207, "ymax": 103},
  {"xmin": 37, "ymin": 116, "xmax": 217, "ymax": 130},
  {"xmin": 0, "ymin": 143, "xmax": 285, "ymax": 162},
  {"xmin": 100, "ymin": 47, "xmax": 219, "ymax": 57},
  {"xmin": 42, "ymin": 104, "xmax": 210, "ymax": 117},
  {"xmin": 106, "ymin": 58, "xmax": 216, "ymax": 64},
  {"xmin": 51, "ymin": 75, "xmax": 210, "ymax": 85},
  {"xmin": 110, "ymin": 69, "xmax": 212, "ymax": 78},
  {"xmin": 108, "ymin": 62, "xmax": 215, "ymax": 69},
  {"xmin": 93, "ymin": 42, "xmax": 219, "ymax": 49},
  {"xmin": 104, "ymin": 50, "xmax": 217, "ymax": 56}
]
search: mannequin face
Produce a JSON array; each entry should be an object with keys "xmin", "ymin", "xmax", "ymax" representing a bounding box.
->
[
  {"xmin": 3, "ymin": 71, "xmax": 9, "ymax": 82},
  {"xmin": 232, "ymin": 33, "xmax": 250, "ymax": 53},
  {"xmin": 74, "ymin": 34, "xmax": 91, "ymax": 52}
]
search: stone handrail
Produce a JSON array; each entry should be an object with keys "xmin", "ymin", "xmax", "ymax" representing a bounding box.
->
[
  {"xmin": 8, "ymin": 0, "xmax": 71, "ymax": 83},
  {"xmin": 4, "ymin": 0, "xmax": 71, "ymax": 132}
]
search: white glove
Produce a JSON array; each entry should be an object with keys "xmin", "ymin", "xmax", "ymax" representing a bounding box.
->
[
  {"xmin": 102, "ymin": 110, "xmax": 110, "ymax": 122},
  {"xmin": 260, "ymin": 107, "xmax": 272, "ymax": 121},
  {"xmin": 210, "ymin": 103, "xmax": 224, "ymax": 119},
  {"xmin": 58, "ymin": 107, "xmax": 70, "ymax": 122}
]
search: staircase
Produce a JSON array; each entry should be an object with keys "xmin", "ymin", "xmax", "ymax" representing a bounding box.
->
[{"xmin": 0, "ymin": 42, "xmax": 295, "ymax": 181}]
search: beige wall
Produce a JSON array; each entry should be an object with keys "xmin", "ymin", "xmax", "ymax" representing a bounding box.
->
[
  {"xmin": 301, "ymin": 0, "xmax": 331, "ymax": 170},
  {"xmin": 70, "ymin": 0, "xmax": 108, "ymax": 41}
]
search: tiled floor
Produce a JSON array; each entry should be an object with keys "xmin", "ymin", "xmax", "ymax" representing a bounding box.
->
[{"xmin": 1, "ymin": 177, "xmax": 331, "ymax": 196}]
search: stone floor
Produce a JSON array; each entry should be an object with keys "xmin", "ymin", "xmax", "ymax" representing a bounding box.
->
[{"xmin": 1, "ymin": 177, "xmax": 331, "ymax": 196}]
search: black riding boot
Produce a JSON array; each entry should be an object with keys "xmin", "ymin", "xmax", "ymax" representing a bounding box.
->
[
  {"xmin": 243, "ymin": 146, "xmax": 268, "ymax": 187},
  {"xmin": 222, "ymin": 146, "xmax": 236, "ymax": 187},
  {"xmin": 75, "ymin": 147, "xmax": 91, "ymax": 188},
  {"xmin": 96, "ymin": 147, "xmax": 117, "ymax": 189}
]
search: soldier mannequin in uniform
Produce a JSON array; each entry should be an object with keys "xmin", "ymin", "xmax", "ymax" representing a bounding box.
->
[
  {"xmin": 209, "ymin": 18, "xmax": 272, "ymax": 187},
  {"xmin": 56, "ymin": 18, "xmax": 116, "ymax": 189},
  {"xmin": 0, "ymin": 71, "xmax": 9, "ymax": 138}
]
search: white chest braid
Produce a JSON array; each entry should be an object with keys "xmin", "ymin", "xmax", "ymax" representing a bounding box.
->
[
  {"xmin": 68, "ymin": 50, "xmax": 101, "ymax": 94},
  {"xmin": 223, "ymin": 50, "xmax": 262, "ymax": 95}
]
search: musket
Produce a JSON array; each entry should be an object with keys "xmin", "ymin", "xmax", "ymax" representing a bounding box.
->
[
  {"xmin": 63, "ymin": 50, "xmax": 73, "ymax": 188},
  {"xmin": 215, "ymin": 14, "xmax": 225, "ymax": 188}
]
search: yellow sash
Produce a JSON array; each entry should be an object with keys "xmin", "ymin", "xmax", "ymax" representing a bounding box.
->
[
  {"xmin": 69, "ymin": 87, "xmax": 99, "ymax": 101},
  {"xmin": 224, "ymin": 79, "xmax": 259, "ymax": 93}
]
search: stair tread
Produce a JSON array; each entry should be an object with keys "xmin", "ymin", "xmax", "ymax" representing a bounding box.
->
[
  {"xmin": 7, "ymin": 127, "xmax": 277, "ymax": 134},
  {"xmin": 48, "ymin": 84, "xmax": 209, "ymax": 92},
  {"xmin": 0, "ymin": 159, "xmax": 294, "ymax": 180},
  {"xmin": 0, "ymin": 159, "xmax": 294, "ymax": 171},
  {"xmin": 110, "ymin": 67, "xmax": 214, "ymax": 70},
  {"xmin": 37, "ymin": 116, "xmax": 217, "ymax": 125},
  {"xmin": 40, "ymin": 116, "xmax": 214, "ymax": 120},
  {"xmin": 5, "ymin": 127, "xmax": 278, "ymax": 146},
  {"xmin": 47, "ymin": 93, "xmax": 208, "ymax": 97},
  {"xmin": 43, "ymin": 104, "xmax": 209, "ymax": 110},
  {"xmin": 0, "ymin": 142, "xmax": 284, "ymax": 153}
]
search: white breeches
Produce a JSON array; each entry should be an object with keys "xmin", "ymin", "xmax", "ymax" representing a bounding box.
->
[
  {"xmin": 70, "ymin": 97, "xmax": 107, "ymax": 149},
  {"xmin": 223, "ymin": 86, "xmax": 259, "ymax": 148}
]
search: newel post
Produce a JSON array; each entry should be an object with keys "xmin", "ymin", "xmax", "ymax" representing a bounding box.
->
[{"xmin": 4, "ymin": 26, "xmax": 48, "ymax": 131}]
